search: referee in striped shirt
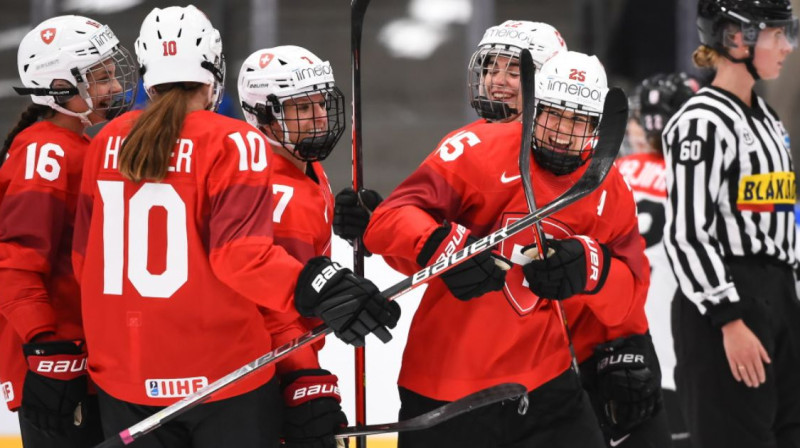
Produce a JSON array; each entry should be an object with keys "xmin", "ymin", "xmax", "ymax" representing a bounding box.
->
[{"xmin": 663, "ymin": 1, "xmax": 800, "ymax": 447}]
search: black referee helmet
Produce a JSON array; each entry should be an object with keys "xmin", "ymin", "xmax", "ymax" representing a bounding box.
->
[{"xmin": 698, "ymin": 0, "xmax": 798, "ymax": 50}]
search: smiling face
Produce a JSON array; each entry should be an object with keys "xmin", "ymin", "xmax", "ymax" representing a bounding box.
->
[
  {"xmin": 481, "ymin": 54, "xmax": 522, "ymax": 121},
  {"xmin": 87, "ymin": 59, "xmax": 123, "ymax": 117},
  {"xmin": 531, "ymin": 103, "xmax": 599, "ymax": 175},
  {"xmin": 534, "ymin": 105, "xmax": 597, "ymax": 154},
  {"xmin": 274, "ymin": 92, "xmax": 330, "ymax": 145},
  {"xmin": 58, "ymin": 57, "xmax": 125, "ymax": 125}
]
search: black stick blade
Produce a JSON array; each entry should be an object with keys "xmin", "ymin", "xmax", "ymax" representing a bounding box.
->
[{"xmin": 336, "ymin": 383, "xmax": 527, "ymax": 438}]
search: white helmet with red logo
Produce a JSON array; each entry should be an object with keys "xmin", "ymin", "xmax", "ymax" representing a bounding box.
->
[
  {"xmin": 474, "ymin": 20, "xmax": 567, "ymax": 69},
  {"xmin": 468, "ymin": 20, "xmax": 567, "ymax": 121},
  {"xmin": 536, "ymin": 50, "xmax": 608, "ymax": 116},
  {"xmin": 135, "ymin": 5, "xmax": 225, "ymax": 110},
  {"xmin": 533, "ymin": 51, "xmax": 609, "ymax": 175},
  {"xmin": 15, "ymin": 15, "xmax": 138, "ymax": 124},
  {"xmin": 238, "ymin": 45, "xmax": 345, "ymax": 161}
]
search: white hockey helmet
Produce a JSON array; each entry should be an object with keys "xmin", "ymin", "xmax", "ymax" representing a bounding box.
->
[
  {"xmin": 238, "ymin": 45, "xmax": 345, "ymax": 161},
  {"xmin": 135, "ymin": 5, "xmax": 225, "ymax": 110},
  {"xmin": 15, "ymin": 15, "xmax": 138, "ymax": 125},
  {"xmin": 478, "ymin": 21, "xmax": 567, "ymax": 69},
  {"xmin": 536, "ymin": 51, "xmax": 608, "ymax": 115},
  {"xmin": 468, "ymin": 20, "xmax": 567, "ymax": 121},
  {"xmin": 532, "ymin": 51, "xmax": 609, "ymax": 175}
]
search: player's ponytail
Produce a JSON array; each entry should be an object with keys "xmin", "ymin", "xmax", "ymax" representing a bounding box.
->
[
  {"xmin": 119, "ymin": 83, "xmax": 201, "ymax": 182},
  {"xmin": 0, "ymin": 104, "xmax": 53, "ymax": 168}
]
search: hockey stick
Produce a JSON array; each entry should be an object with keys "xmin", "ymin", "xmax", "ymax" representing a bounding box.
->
[
  {"xmin": 92, "ymin": 88, "xmax": 627, "ymax": 448},
  {"xmin": 335, "ymin": 382, "xmax": 526, "ymax": 438},
  {"xmin": 350, "ymin": 1, "xmax": 371, "ymax": 446},
  {"xmin": 517, "ymin": 49, "xmax": 580, "ymax": 375}
]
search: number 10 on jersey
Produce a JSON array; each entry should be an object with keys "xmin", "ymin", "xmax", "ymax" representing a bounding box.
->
[{"xmin": 98, "ymin": 181, "xmax": 188, "ymax": 299}]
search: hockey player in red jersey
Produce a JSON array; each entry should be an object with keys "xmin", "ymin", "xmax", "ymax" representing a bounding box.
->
[
  {"xmin": 617, "ymin": 72, "xmax": 699, "ymax": 448},
  {"xmin": 363, "ymin": 49, "xmax": 647, "ymax": 447},
  {"xmin": 238, "ymin": 45, "xmax": 380, "ymax": 448},
  {"xmin": 473, "ymin": 25, "xmax": 671, "ymax": 446},
  {"xmin": 72, "ymin": 6, "xmax": 399, "ymax": 448},
  {"xmin": 0, "ymin": 15, "xmax": 137, "ymax": 448},
  {"xmin": 528, "ymin": 60, "xmax": 672, "ymax": 448}
]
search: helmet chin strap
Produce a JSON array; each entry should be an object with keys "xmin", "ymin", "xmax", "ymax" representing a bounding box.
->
[
  {"xmin": 49, "ymin": 100, "xmax": 95, "ymax": 127},
  {"xmin": 719, "ymin": 44, "xmax": 761, "ymax": 81},
  {"xmin": 261, "ymin": 120, "xmax": 297, "ymax": 153},
  {"xmin": 50, "ymin": 81, "xmax": 100, "ymax": 127}
]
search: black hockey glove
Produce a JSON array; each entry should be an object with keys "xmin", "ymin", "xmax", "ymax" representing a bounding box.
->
[
  {"xmin": 522, "ymin": 235, "xmax": 610, "ymax": 300},
  {"xmin": 416, "ymin": 221, "xmax": 510, "ymax": 301},
  {"xmin": 282, "ymin": 369, "xmax": 348, "ymax": 448},
  {"xmin": 20, "ymin": 340, "xmax": 90, "ymax": 437},
  {"xmin": 295, "ymin": 256, "xmax": 400, "ymax": 347},
  {"xmin": 332, "ymin": 187, "xmax": 383, "ymax": 245},
  {"xmin": 594, "ymin": 334, "xmax": 663, "ymax": 435}
]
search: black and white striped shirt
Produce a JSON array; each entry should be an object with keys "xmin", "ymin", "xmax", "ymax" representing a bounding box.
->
[{"xmin": 663, "ymin": 86, "xmax": 795, "ymax": 316}]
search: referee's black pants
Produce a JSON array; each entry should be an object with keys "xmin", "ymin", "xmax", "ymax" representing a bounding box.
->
[{"xmin": 672, "ymin": 257, "xmax": 800, "ymax": 448}]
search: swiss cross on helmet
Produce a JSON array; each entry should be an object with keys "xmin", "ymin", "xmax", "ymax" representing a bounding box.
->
[
  {"xmin": 532, "ymin": 51, "xmax": 608, "ymax": 175},
  {"xmin": 237, "ymin": 45, "xmax": 346, "ymax": 162},
  {"xmin": 14, "ymin": 15, "xmax": 138, "ymax": 125},
  {"xmin": 468, "ymin": 21, "xmax": 567, "ymax": 122},
  {"xmin": 698, "ymin": 0, "xmax": 798, "ymax": 77},
  {"xmin": 637, "ymin": 73, "xmax": 700, "ymax": 145},
  {"xmin": 135, "ymin": 5, "xmax": 226, "ymax": 111}
]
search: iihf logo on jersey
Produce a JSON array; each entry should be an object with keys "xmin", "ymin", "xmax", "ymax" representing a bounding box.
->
[
  {"xmin": 149, "ymin": 380, "xmax": 159, "ymax": 397},
  {"xmin": 145, "ymin": 377, "xmax": 208, "ymax": 398}
]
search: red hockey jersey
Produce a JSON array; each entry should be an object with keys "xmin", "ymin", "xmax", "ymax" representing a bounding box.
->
[
  {"xmin": 363, "ymin": 121, "xmax": 649, "ymax": 401},
  {"xmin": 0, "ymin": 121, "xmax": 90, "ymax": 410},
  {"xmin": 262, "ymin": 153, "xmax": 334, "ymax": 375},
  {"xmin": 73, "ymin": 110, "xmax": 304, "ymax": 405}
]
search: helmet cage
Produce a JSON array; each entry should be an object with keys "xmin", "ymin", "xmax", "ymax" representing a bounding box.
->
[
  {"xmin": 86, "ymin": 45, "xmax": 139, "ymax": 119},
  {"xmin": 532, "ymin": 100, "xmax": 601, "ymax": 175},
  {"xmin": 251, "ymin": 85, "xmax": 346, "ymax": 162},
  {"xmin": 468, "ymin": 46, "xmax": 521, "ymax": 121}
]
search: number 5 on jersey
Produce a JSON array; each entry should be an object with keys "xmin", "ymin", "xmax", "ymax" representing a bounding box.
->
[{"xmin": 438, "ymin": 131, "xmax": 481, "ymax": 162}]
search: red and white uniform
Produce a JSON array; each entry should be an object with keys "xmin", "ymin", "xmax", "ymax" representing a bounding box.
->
[
  {"xmin": 363, "ymin": 121, "xmax": 649, "ymax": 401},
  {"xmin": 73, "ymin": 110, "xmax": 304, "ymax": 405},
  {"xmin": 617, "ymin": 151, "xmax": 676, "ymax": 389},
  {"xmin": 0, "ymin": 122, "xmax": 89, "ymax": 410},
  {"xmin": 263, "ymin": 153, "xmax": 334, "ymax": 375}
]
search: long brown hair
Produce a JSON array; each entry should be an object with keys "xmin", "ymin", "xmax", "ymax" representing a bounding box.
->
[
  {"xmin": 0, "ymin": 104, "xmax": 54, "ymax": 168},
  {"xmin": 119, "ymin": 83, "xmax": 202, "ymax": 182}
]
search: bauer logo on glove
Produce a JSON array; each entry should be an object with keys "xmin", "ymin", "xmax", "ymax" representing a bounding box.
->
[
  {"xmin": 593, "ymin": 334, "xmax": 662, "ymax": 434},
  {"xmin": 596, "ymin": 352, "xmax": 646, "ymax": 371},
  {"xmin": 311, "ymin": 262, "xmax": 345, "ymax": 293}
]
